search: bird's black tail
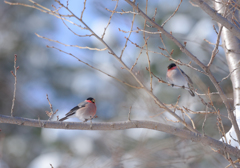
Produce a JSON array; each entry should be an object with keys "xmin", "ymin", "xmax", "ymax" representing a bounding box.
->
[
  {"xmin": 188, "ymin": 89, "xmax": 195, "ymax": 97},
  {"xmin": 59, "ymin": 117, "xmax": 68, "ymax": 121}
]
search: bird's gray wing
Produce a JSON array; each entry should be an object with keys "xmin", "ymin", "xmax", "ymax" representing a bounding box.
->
[
  {"xmin": 77, "ymin": 101, "xmax": 88, "ymax": 108},
  {"xmin": 65, "ymin": 102, "xmax": 88, "ymax": 117},
  {"xmin": 181, "ymin": 70, "xmax": 195, "ymax": 97},
  {"xmin": 181, "ymin": 69, "xmax": 193, "ymax": 85}
]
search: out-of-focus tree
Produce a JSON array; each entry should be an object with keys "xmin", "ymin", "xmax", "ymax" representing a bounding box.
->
[{"xmin": 1, "ymin": 0, "xmax": 240, "ymax": 167}]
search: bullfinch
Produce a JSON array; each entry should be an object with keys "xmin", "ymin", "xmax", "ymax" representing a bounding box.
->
[
  {"xmin": 59, "ymin": 97, "xmax": 97, "ymax": 122},
  {"xmin": 166, "ymin": 63, "xmax": 195, "ymax": 97}
]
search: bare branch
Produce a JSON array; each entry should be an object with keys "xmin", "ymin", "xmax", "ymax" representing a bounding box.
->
[
  {"xmin": 202, "ymin": 110, "xmax": 208, "ymax": 135},
  {"xmin": 207, "ymin": 25, "xmax": 223, "ymax": 67},
  {"xmin": 226, "ymin": 159, "xmax": 240, "ymax": 168},
  {"xmin": 46, "ymin": 94, "xmax": 58, "ymax": 121},
  {"xmin": 161, "ymin": 0, "xmax": 183, "ymax": 27},
  {"xmin": 218, "ymin": 67, "xmax": 239, "ymax": 84},
  {"xmin": 143, "ymin": 0, "xmax": 153, "ymax": 92},
  {"xmin": 128, "ymin": 106, "xmax": 132, "ymax": 121},
  {"xmin": 80, "ymin": 0, "xmax": 87, "ymax": 20},
  {"xmin": 52, "ymin": 5, "xmax": 93, "ymax": 38},
  {"xmin": 0, "ymin": 114, "xmax": 240, "ymax": 158},
  {"xmin": 36, "ymin": 33, "xmax": 106, "ymax": 51},
  {"xmin": 105, "ymin": 8, "xmax": 139, "ymax": 15},
  {"xmin": 47, "ymin": 45, "xmax": 142, "ymax": 89},
  {"xmin": 190, "ymin": 0, "xmax": 240, "ymax": 40},
  {"xmin": 130, "ymin": 42, "xmax": 147, "ymax": 71},
  {"xmin": 11, "ymin": 54, "xmax": 18, "ymax": 117},
  {"xmin": 102, "ymin": 0, "xmax": 119, "ymax": 39},
  {"xmin": 119, "ymin": 28, "xmax": 162, "ymax": 34},
  {"xmin": 119, "ymin": 6, "xmax": 136, "ymax": 59},
  {"xmin": 4, "ymin": 1, "xmax": 87, "ymax": 30},
  {"xmin": 208, "ymin": 2, "xmax": 229, "ymax": 68}
]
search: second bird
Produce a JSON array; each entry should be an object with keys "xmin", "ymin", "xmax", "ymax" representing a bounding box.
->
[
  {"xmin": 59, "ymin": 97, "xmax": 97, "ymax": 122},
  {"xmin": 166, "ymin": 63, "xmax": 195, "ymax": 97}
]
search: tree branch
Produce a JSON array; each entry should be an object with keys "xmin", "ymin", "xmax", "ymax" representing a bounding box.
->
[
  {"xmin": 0, "ymin": 114, "xmax": 240, "ymax": 158},
  {"xmin": 191, "ymin": 0, "xmax": 240, "ymax": 40},
  {"xmin": 10, "ymin": 54, "xmax": 18, "ymax": 117}
]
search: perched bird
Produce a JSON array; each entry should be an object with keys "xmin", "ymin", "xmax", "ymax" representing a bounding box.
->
[
  {"xmin": 59, "ymin": 97, "xmax": 97, "ymax": 122},
  {"xmin": 166, "ymin": 63, "xmax": 195, "ymax": 97}
]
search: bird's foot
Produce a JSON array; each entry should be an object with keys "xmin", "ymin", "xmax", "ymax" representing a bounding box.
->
[
  {"xmin": 90, "ymin": 116, "xmax": 93, "ymax": 129},
  {"xmin": 182, "ymin": 85, "xmax": 185, "ymax": 89},
  {"xmin": 90, "ymin": 120, "xmax": 93, "ymax": 129}
]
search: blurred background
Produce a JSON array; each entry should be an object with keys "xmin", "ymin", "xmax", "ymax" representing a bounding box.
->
[{"xmin": 0, "ymin": 0, "xmax": 234, "ymax": 167}]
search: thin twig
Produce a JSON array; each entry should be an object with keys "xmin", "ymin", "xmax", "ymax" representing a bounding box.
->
[
  {"xmin": 225, "ymin": 159, "xmax": 240, "ymax": 168},
  {"xmin": 11, "ymin": 54, "xmax": 18, "ymax": 117},
  {"xmin": 102, "ymin": 0, "xmax": 119, "ymax": 39},
  {"xmin": 218, "ymin": 68, "xmax": 239, "ymax": 84},
  {"xmin": 164, "ymin": 117, "xmax": 180, "ymax": 123},
  {"xmin": 5, "ymin": 1, "xmax": 87, "ymax": 30},
  {"xmin": 128, "ymin": 106, "xmax": 132, "ymax": 121},
  {"xmin": 47, "ymin": 45, "xmax": 142, "ymax": 89},
  {"xmin": 36, "ymin": 33, "xmax": 106, "ymax": 51},
  {"xmin": 180, "ymin": 107, "xmax": 196, "ymax": 129},
  {"xmin": 120, "ymin": 5, "xmax": 136, "ymax": 59},
  {"xmin": 130, "ymin": 42, "xmax": 147, "ymax": 71},
  {"xmin": 105, "ymin": 8, "xmax": 139, "ymax": 15},
  {"xmin": 227, "ymin": 158, "xmax": 237, "ymax": 168},
  {"xmin": 217, "ymin": 109, "xmax": 228, "ymax": 147},
  {"xmin": 161, "ymin": 0, "xmax": 183, "ymax": 27},
  {"xmin": 207, "ymin": 24, "xmax": 223, "ymax": 67},
  {"xmin": 143, "ymin": 0, "xmax": 152, "ymax": 92},
  {"xmin": 152, "ymin": 8, "xmax": 157, "ymax": 21},
  {"xmin": 80, "ymin": 0, "xmax": 87, "ymax": 20},
  {"xmin": 184, "ymin": 107, "xmax": 216, "ymax": 114},
  {"xmin": 53, "ymin": 4, "xmax": 92, "ymax": 37},
  {"xmin": 202, "ymin": 109, "xmax": 208, "ymax": 135},
  {"xmin": 204, "ymin": 38, "xmax": 222, "ymax": 46},
  {"xmin": 119, "ymin": 28, "xmax": 162, "ymax": 34},
  {"xmin": 46, "ymin": 94, "xmax": 58, "ymax": 121}
]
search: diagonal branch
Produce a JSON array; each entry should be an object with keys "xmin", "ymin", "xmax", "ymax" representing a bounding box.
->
[
  {"xmin": 191, "ymin": 0, "xmax": 240, "ymax": 40},
  {"xmin": 47, "ymin": 45, "xmax": 141, "ymax": 89}
]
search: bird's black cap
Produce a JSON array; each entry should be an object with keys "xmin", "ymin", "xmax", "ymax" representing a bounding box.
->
[
  {"xmin": 86, "ymin": 97, "xmax": 95, "ymax": 103},
  {"xmin": 167, "ymin": 63, "xmax": 176, "ymax": 70}
]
